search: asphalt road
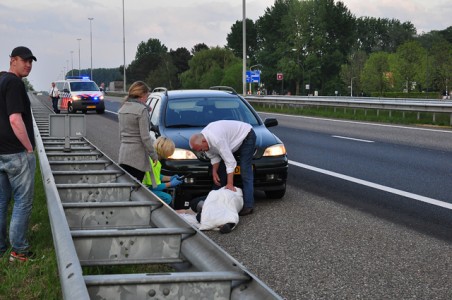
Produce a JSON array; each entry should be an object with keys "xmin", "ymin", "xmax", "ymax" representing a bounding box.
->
[{"xmin": 41, "ymin": 96, "xmax": 452, "ymax": 299}]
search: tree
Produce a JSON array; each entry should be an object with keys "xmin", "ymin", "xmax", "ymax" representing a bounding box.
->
[
  {"xmin": 170, "ymin": 47, "xmax": 191, "ymax": 75},
  {"xmin": 127, "ymin": 38, "xmax": 168, "ymax": 83},
  {"xmin": 255, "ymin": 0, "xmax": 295, "ymax": 94},
  {"xmin": 281, "ymin": 0, "xmax": 356, "ymax": 95},
  {"xmin": 361, "ymin": 52, "xmax": 391, "ymax": 95},
  {"xmin": 220, "ymin": 61, "xmax": 243, "ymax": 92},
  {"xmin": 191, "ymin": 43, "xmax": 209, "ymax": 55},
  {"xmin": 135, "ymin": 38, "xmax": 168, "ymax": 61},
  {"xmin": 430, "ymin": 39, "xmax": 452, "ymax": 95},
  {"xmin": 356, "ymin": 17, "xmax": 416, "ymax": 53},
  {"xmin": 340, "ymin": 50, "xmax": 367, "ymax": 96},
  {"xmin": 146, "ymin": 54, "xmax": 178, "ymax": 90},
  {"xmin": 23, "ymin": 78, "xmax": 34, "ymax": 92},
  {"xmin": 180, "ymin": 47, "xmax": 240, "ymax": 89},
  {"xmin": 392, "ymin": 41, "xmax": 426, "ymax": 92},
  {"xmin": 226, "ymin": 18, "xmax": 258, "ymax": 61}
]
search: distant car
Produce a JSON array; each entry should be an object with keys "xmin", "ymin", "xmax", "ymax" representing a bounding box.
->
[
  {"xmin": 55, "ymin": 76, "xmax": 105, "ymax": 114},
  {"xmin": 146, "ymin": 86, "xmax": 288, "ymax": 208}
]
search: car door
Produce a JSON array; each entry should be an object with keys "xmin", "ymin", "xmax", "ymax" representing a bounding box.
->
[{"xmin": 146, "ymin": 95, "xmax": 162, "ymax": 138}]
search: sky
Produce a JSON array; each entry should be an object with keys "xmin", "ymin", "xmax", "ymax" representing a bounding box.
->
[{"xmin": 1, "ymin": 0, "xmax": 450, "ymax": 92}]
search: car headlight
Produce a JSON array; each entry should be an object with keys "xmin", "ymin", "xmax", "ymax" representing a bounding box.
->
[
  {"xmin": 72, "ymin": 95, "xmax": 81, "ymax": 101},
  {"xmin": 263, "ymin": 144, "xmax": 286, "ymax": 156},
  {"xmin": 99, "ymin": 95, "xmax": 104, "ymax": 100},
  {"xmin": 168, "ymin": 148, "xmax": 198, "ymax": 160}
]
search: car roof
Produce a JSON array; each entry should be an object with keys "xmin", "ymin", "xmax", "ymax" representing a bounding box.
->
[{"xmin": 154, "ymin": 89, "xmax": 240, "ymax": 100}]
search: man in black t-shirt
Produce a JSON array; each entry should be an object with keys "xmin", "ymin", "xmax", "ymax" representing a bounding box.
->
[{"xmin": 0, "ymin": 46, "xmax": 37, "ymax": 262}]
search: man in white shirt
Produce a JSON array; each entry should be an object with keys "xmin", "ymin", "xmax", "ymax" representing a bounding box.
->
[
  {"xmin": 189, "ymin": 120, "xmax": 256, "ymax": 216},
  {"xmin": 48, "ymin": 82, "xmax": 60, "ymax": 113}
]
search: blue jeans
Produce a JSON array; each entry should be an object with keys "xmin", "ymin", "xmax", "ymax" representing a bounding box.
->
[
  {"xmin": 216, "ymin": 129, "xmax": 256, "ymax": 208},
  {"xmin": 152, "ymin": 190, "xmax": 173, "ymax": 205},
  {"xmin": 0, "ymin": 151, "xmax": 36, "ymax": 253}
]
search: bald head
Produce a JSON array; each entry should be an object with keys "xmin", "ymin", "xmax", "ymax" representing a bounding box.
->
[{"xmin": 189, "ymin": 133, "xmax": 207, "ymax": 152}]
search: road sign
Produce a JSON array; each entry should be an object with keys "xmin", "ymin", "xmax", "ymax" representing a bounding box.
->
[
  {"xmin": 277, "ymin": 73, "xmax": 283, "ymax": 81},
  {"xmin": 246, "ymin": 70, "xmax": 261, "ymax": 83}
]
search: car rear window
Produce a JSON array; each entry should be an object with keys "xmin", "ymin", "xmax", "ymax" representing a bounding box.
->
[{"xmin": 166, "ymin": 97, "xmax": 259, "ymax": 127}]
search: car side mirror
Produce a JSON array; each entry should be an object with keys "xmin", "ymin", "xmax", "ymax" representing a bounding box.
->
[{"xmin": 264, "ymin": 118, "xmax": 278, "ymax": 128}]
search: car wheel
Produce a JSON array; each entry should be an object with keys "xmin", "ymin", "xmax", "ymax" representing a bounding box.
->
[
  {"xmin": 68, "ymin": 103, "xmax": 76, "ymax": 114},
  {"xmin": 96, "ymin": 109, "xmax": 105, "ymax": 114},
  {"xmin": 265, "ymin": 189, "xmax": 286, "ymax": 199}
]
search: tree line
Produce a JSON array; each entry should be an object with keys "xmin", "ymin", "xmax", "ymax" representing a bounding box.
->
[{"xmin": 72, "ymin": 0, "xmax": 452, "ymax": 97}]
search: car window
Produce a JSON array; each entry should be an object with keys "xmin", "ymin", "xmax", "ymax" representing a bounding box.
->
[
  {"xmin": 147, "ymin": 96, "xmax": 161, "ymax": 126},
  {"xmin": 165, "ymin": 96, "xmax": 259, "ymax": 127},
  {"xmin": 70, "ymin": 81, "xmax": 99, "ymax": 92}
]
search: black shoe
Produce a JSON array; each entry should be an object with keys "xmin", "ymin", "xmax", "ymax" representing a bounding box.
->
[
  {"xmin": 196, "ymin": 211, "xmax": 202, "ymax": 223},
  {"xmin": 239, "ymin": 207, "xmax": 254, "ymax": 216},
  {"xmin": 219, "ymin": 223, "xmax": 235, "ymax": 234}
]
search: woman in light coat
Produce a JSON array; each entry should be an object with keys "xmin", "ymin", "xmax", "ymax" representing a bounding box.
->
[{"xmin": 118, "ymin": 81, "xmax": 158, "ymax": 182}]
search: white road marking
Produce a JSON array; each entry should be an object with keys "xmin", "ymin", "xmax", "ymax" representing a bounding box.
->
[
  {"xmin": 332, "ymin": 135, "xmax": 374, "ymax": 143},
  {"xmin": 261, "ymin": 112, "xmax": 452, "ymax": 134},
  {"xmin": 289, "ymin": 160, "xmax": 452, "ymax": 210}
]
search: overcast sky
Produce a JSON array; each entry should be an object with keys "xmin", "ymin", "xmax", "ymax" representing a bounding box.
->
[{"xmin": 1, "ymin": 0, "xmax": 450, "ymax": 91}]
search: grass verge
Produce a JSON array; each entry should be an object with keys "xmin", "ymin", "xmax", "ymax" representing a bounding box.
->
[
  {"xmin": 0, "ymin": 155, "xmax": 173, "ymax": 300},
  {"xmin": 0, "ymin": 156, "xmax": 61, "ymax": 300}
]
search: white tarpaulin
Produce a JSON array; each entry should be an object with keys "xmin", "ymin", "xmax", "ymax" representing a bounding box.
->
[{"xmin": 199, "ymin": 187, "xmax": 244, "ymax": 231}]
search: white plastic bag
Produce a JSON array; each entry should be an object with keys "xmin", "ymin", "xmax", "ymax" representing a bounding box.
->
[{"xmin": 199, "ymin": 187, "xmax": 244, "ymax": 231}]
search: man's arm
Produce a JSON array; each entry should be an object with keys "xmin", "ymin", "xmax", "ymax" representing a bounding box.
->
[{"xmin": 10, "ymin": 113, "xmax": 33, "ymax": 153}]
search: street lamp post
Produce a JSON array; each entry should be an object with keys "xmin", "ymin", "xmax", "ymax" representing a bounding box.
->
[
  {"xmin": 70, "ymin": 51, "xmax": 74, "ymax": 76},
  {"xmin": 122, "ymin": 0, "xmax": 126, "ymax": 92},
  {"xmin": 242, "ymin": 0, "xmax": 246, "ymax": 96},
  {"xmin": 77, "ymin": 38, "xmax": 81, "ymax": 76},
  {"xmin": 88, "ymin": 17, "xmax": 94, "ymax": 80}
]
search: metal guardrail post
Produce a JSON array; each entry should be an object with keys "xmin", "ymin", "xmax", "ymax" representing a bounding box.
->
[{"xmin": 33, "ymin": 114, "xmax": 90, "ymax": 299}]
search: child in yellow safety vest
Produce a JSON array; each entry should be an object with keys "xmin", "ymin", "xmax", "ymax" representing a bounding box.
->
[{"xmin": 142, "ymin": 137, "xmax": 183, "ymax": 205}]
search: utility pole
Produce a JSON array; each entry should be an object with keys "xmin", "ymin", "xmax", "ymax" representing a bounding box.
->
[
  {"xmin": 70, "ymin": 51, "xmax": 74, "ymax": 76},
  {"xmin": 122, "ymin": 0, "xmax": 127, "ymax": 92},
  {"xmin": 77, "ymin": 38, "xmax": 82, "ymax": 76},
  {"xmin": 88, "ymin": 17, "xmax": 94, "ymax": 80},
  {"xmin": 242, "ymin": 0, "xmax": 246, "ymax": 96}
]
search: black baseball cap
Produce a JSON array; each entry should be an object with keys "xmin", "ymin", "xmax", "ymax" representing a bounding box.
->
[{"xmin": 10, "ymin": 46, "xmax": 37, "ymax": 61}]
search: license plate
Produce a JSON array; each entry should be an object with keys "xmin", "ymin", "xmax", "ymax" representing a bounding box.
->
[{"xmin": 87, "ymin": 105, "xmax": 96, "ymax": 109}]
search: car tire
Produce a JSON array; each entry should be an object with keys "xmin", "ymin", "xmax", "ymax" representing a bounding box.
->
[
  {"xmin": 265, "ymin": 189, "xmax": 286, "ymax": 199},
  {"xmin": 68, "ymin": 103, "xmax": 76, "ymax": 114}
]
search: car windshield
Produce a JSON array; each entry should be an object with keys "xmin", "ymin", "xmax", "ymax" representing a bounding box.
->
[
  {"xmin": 165, "ymin": 96, "xmax": 260, "ymax": 127},
  {"xmin": 70, "ymin": 81, "xmax": 99, "ymax": 92}
]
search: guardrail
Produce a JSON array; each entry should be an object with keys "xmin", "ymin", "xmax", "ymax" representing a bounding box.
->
[
  {"xmin": 245, "ymin": 95, "xmax": 452, "ymax": 125},
  {"xmin": 30, "ymin": 94, "xmax": 282, "ymax": 300}
]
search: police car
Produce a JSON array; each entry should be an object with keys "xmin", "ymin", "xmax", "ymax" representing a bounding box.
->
[{"xmin": 55, "ymin": 76, "xmax": 105, "ymax": 114}]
